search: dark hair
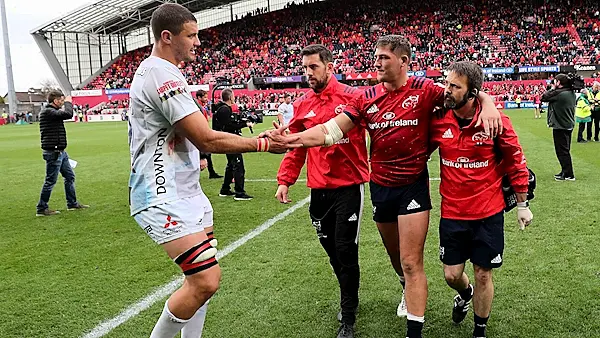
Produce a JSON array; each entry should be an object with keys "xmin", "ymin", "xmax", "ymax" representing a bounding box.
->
[
  {"xmin": 196, "ymin": 89, "xmax": 207, "ymax": 98},
  {"xmin": 555, "ymin": 74, "xmax": 569, "ymax": 87},
  {"xmin": 221, "ymin": 88, "xmax": 233, "ymax": 102},
  {"xmin": 47, "ymin": 89, "xmax": 64, "ymax": 103},
  {"xmin": 376, "ymin": 35, "xmax": 411, "ymax": 58},
  {"xmin": 151, "ymin": 3, "xmax": 197, "ymax": 41},
  {"xmin": 300, "ymin": 44, "xmax": 333, "ymax": 64},
  {"xmin": 447, "ymin": 61, "xmax": 483, "ymax": 94},
  {"xmin": 284, "ymin": 93, "xmax": 291, "ymax": 99}
]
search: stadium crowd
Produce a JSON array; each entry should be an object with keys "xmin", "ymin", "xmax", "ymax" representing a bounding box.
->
[{"xmin": 84, "ymin": 0, "xmax": 600, "ymax": 91}]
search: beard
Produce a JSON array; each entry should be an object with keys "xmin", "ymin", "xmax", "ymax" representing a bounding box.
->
[
  {"xmin": 444, "ymin": 93, "xmax": 469, "ymax": 110},
  {"xmin": 310, "ymin": 75, "xmax": 328, "ymax": 91}
]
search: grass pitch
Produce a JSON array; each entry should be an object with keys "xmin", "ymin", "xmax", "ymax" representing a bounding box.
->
[{"xmin": 0, "ymin": 111, "xmax": 598, "ymax": 337}]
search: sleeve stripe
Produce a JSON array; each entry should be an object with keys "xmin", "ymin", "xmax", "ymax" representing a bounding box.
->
[{"xmin": 414, "ymin": 78, "xmax": 426, "ymax": 89}]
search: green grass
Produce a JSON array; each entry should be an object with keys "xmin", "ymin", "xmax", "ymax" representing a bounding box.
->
[{"xmin": 0, "ymin": 111, "xmax": 599, "ymax": 338}]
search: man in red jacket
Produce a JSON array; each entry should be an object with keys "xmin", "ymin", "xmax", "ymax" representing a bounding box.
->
[
  {"xmin": 276, "ymin": 44, "xmax": 369, "ymax": 338},
  {"xmin": 430, "ymin": 61, "xmax": 533, "ymax": 338},
  {"xmin": 269, "ymin": 35, "xmax": 503, "ymax": 338}
]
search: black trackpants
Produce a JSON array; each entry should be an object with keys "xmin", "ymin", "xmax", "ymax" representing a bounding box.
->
[{"xmin": 309, "ymin": 184, "xmax": 364, "ymax": 325}]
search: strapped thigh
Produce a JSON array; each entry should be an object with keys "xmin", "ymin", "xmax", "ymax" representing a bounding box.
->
[{"xmin": 174, "ymin": 239, "xmax": 218, "ymax": 275}]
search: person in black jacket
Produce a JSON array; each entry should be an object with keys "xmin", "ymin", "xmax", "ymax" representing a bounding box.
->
[
  {"xmin": 212, "ymin": 89, "xmax": 254, "ymax": 200},
  {"xmin": 36, "ymin": 90, "xmax": 89, "ymax": 216},
  {"xmin": 195, "ymin": 90, "xmax": 222, "ymax": 179},
  {"xmin": 541, "ymin": 74, "xmax": 577, "ymax": 181}
]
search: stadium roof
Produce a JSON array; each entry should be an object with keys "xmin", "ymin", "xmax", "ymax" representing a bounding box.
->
[{"xmin": 30, "ymin": 0, "xmax": 239, "ymax": 35}]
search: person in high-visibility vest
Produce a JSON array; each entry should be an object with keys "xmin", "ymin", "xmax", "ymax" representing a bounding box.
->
[{"xmin": 575, "ymin": 89, "xmax": 592, "ymax": 143}]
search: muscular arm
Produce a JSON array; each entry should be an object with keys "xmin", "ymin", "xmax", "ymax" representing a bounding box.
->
[
  {"xmin": 175, "ymin": 111, "xmax": 258, "ymax": 153},
  {"xmin": 294, "ymin": 113, "xmax": 356, "ymax": 147}
]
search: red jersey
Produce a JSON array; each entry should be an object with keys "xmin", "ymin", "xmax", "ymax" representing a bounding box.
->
[
  {"xmin": 277, "ymin": 76, "xmax": 369, "ymax": 189},
  {"xmin": 345, "ymin": 77, "xmax": 445, "ymax": 187},
  {"xmin": 430, "ymin": 100, "xmax": 529, "ymax": 220},
  {"xmin": 199, "ymin": 104, "xmax": 209, "ymax": 120}
]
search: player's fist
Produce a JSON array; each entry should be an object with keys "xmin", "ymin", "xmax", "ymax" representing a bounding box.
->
[
  {"xmin": 275, "ymin": 185, "xmax": 291, "ymax": 204},
  {"xmin": 64, "ymin": 96, "xmax": 72, "ymax": 103},
  {"xmin": 200, "ymin": 159, "xmax": 208, "ymax": 171}
]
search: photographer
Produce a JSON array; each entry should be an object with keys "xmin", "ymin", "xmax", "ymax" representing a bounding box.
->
[
  {"xmin": 36, "ymin": 90, "xmax": 89, "ymax": 216},
  {"xmin": 212, "ymin": 88, "xmax": 254, "ymax": 200},
  {"xmin": 541, "ymin": 74, "xmax": 577, "ymax": 181}
]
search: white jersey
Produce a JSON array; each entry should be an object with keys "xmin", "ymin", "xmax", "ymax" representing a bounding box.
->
[
  {"xmin": 278, "ymin": 102, "xmax": 294, "ymax": 126},
  {"xmin": 128, "ymin": 56, "xmax": 202, "ymax": 215}
]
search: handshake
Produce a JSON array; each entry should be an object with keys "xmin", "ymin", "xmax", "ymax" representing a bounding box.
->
[{"xmin": 257, "ymin": 121, "xmax": 302, "ymax": 154}]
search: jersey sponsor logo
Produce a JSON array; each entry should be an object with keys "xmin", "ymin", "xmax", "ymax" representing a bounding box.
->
[
  {"xmin": 442, "ymin": 128, "xmax": 454, "ymax": 139},
  {"xmin": 304, "ymin": 110, "xmax": 316, "ymax": 118},
  {"xmin": 442, "ymin": 157, "xmax": 489, "ymax": 169},
  {"xmin": 366, "ymin": 104, "xmax": 379, "ymax": 114},
  {"xmin": 154, "ymin": 128, "xmax": 168, "ymax": 195},
  {"xmin": 157, "ymin": 79, "xmax": 188, "ymax": 102},
  {"xmin": 382, "ymin": 112, "xmax": 396, "ymax": 120},
  {"xmin": 401, "ymin": 95, "xmax": 420, "ymax": 110},
  {"xmin": 368, "ymin": 118, "xmax": 418, "ymax": 130},
  {"xmin": 335, "ymin": 104, "xmax": 346, "ymax": 114},
  {"xmin": 472, "ymin": 131, "xmax": 490, "ymax": 145},
  {"xmin": 164, "ymin": 215, "xmax": 178, "ymax": 228}
]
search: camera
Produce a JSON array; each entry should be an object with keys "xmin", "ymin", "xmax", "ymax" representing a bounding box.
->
[
  {"xmin": 566, "ymin": 73, "xmax": 585, "ymax": 90},
  {"xmin": 233, "ymin": 109, "xmax": 263, "ymax": 133}
]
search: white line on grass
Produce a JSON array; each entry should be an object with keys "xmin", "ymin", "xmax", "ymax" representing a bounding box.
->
[{"xmin": 81, "ymin": 196, "xmax": 311, "ymax": 338}]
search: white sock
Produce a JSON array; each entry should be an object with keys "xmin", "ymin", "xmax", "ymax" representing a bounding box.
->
[
  {"xmin": 149, "ymin": 301, "xmax": 189, "ymax": 338},
  {"xmin": 181, "ymin": 301, "xmax": 209, "ymax": 338},
  {"xmin": 406, "ymin": 313, "xmax": 425, "ymax": 323}
]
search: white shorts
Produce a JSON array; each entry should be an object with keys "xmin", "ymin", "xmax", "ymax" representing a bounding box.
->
[
  {"xmin": 534, "ymin": 104, "xmax": 540, "ymax": 108},
  {"xmin": 134, "ymin": 194, "xmax": 214, "ymax": 244}
]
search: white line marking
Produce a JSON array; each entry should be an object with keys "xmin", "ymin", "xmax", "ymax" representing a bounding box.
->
[{"xmin": 81, "ymin": 196, "xmax": 311, "ymax": 338}]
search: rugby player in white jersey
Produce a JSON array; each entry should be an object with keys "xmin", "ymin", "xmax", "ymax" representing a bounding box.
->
[{"xmin": 128, "ymin": 4, "xmax": 299, "ymax": 337}]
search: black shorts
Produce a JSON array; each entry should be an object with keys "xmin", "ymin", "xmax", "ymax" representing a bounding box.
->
[
  {"xmin": 439, "ymin": 212, "xmax": 504, "ymax": 269},
  {"xmin": 369, "ymin": 169, "xmax": 432, "ymax": 223}
]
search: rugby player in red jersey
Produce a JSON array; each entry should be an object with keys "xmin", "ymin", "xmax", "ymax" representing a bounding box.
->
[
  {"xmin": 276, "ymin": 44, "xmax": 369, "ymax": 338},
  {"xmin": 430, "ymin": 61, "xmax": 532, "ymax": 338},
  {"xmin": 267, "ymin": 35, "xmax": 503, "ymax": 338}
]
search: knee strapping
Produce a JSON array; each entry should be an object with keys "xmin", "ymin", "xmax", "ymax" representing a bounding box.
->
[
  {"xmin": 206, "ymin": 231, "xmax": 218, "ymax": 248},
  {"xmin": 174, "ymin": 239, "xmax": 218, "ymax": 275}
]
